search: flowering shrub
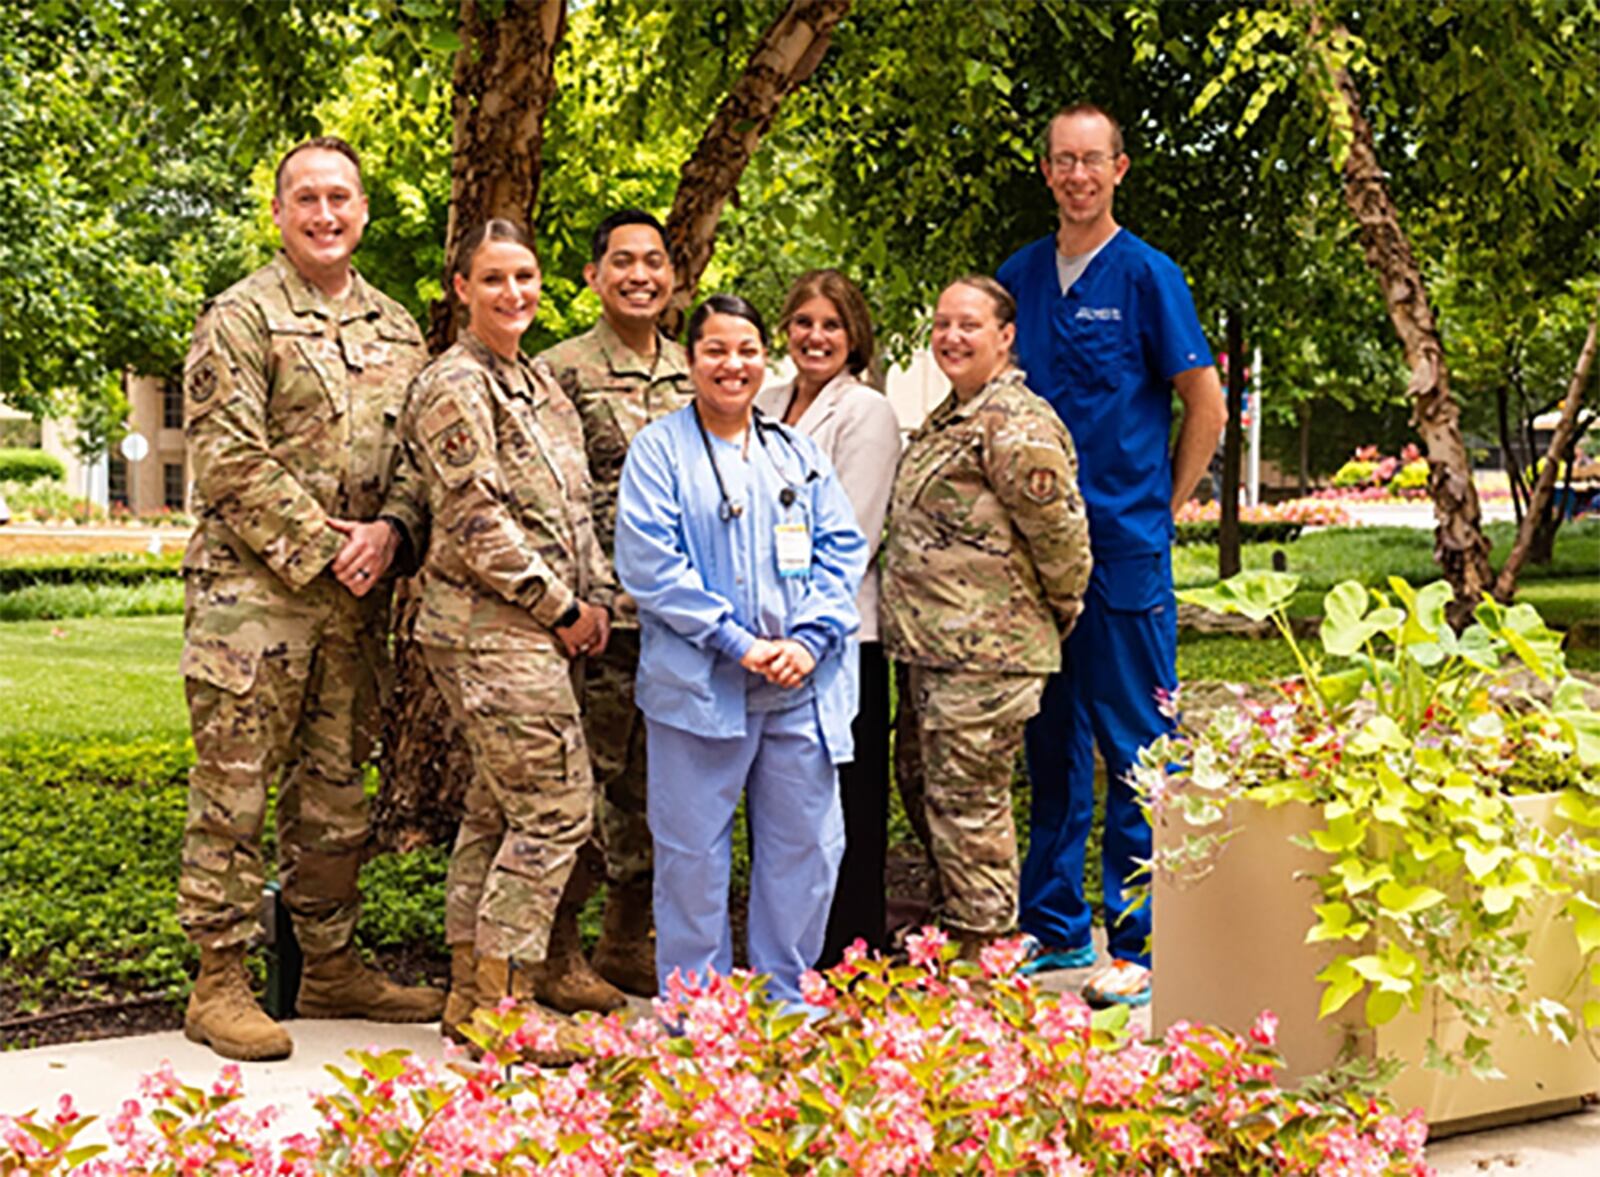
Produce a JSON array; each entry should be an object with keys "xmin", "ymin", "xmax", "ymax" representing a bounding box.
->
[
  {"xmin": 1322, "ymin": 445, "xmax": 1431, "ymax": 500},
  {"xmin": 0, "ymin": 939, "xmax": 1432, "ymax": 1175},
  {"xmin": 1175, "ymin": 498, "xmax": 1356, "ymax": 528},
  {"xmin": 1140, "ymin": 572, "xmax": 1600, "ymax": 1076}
]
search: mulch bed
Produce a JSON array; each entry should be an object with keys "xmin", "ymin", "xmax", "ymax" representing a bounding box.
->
[{"xmin": 0, "ymin": 945, "xmax": 451, "ymax": 1051}]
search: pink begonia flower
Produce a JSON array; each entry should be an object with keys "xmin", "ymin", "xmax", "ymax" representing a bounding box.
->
[
  {"xmin": 1163, "ymin": 1118, "xmax": 1219, "ymax": 1172},
  {"xmin": 1250, "ymin": 1009, "xmax": 1280, "ymax": 1047},
  {"xmin": 1034, "ymin": 990, "xmax": 1093, "ymax": 1042},
  {"xmin": 979, "ymin": 935, "xmax": 1030, "ymax": 978},
  {"xmin": 799, "ymin": 968, "xmax": 835, "ymax": 1007},
  {"xmin": 904, "ymin": 925, "xmax": 948, "ymax": 967}
]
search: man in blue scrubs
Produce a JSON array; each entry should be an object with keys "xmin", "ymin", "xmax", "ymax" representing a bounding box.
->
[{"xmin": 999, "ymin": 103, "xmax": 1226, "ymax": 1007}]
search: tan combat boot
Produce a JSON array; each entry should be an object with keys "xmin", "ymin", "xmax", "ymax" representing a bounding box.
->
[
  {"xmin": 531, "ymin": 899, "xmax": 627, "ymax": 1015},
  {"xmin": 184, "ymin": 944, "xmax": 293, "ymax": 1062},
  {"xmin": 441, "ymin": 942, "xmax": 479, "ymax": 1045},
  {"xmin": 472, "ymin": 956, "xmax": 589, "ymax": 1067},
  {"xmin": 297, "ymin": 945, "xmax": 446, "ymax": 1022},
  {"xmin": 591, "ymin": 879, "xmax": 658, "ymax": 997}
]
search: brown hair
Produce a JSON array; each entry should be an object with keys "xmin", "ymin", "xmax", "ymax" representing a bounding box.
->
[
  {"xmin": 1041, "ymin": 102, "xmax": 1125, "ymax": 159},
  {"xmin": 945, "ymin": 274, "xmax": 1016, "ymax": 326},
  {"xmin": 450, "ymin": 218, "xmax": 537, "ymax": 284},
  {"xmin": 274, "ymin": 136, "xmax": 363, "ymax": 197},
  {"xmin": 779, "ymin": 269, "xmax": 876, "ymax": 376}
]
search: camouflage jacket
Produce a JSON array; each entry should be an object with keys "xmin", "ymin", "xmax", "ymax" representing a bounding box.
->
[
  {"xmin": 881, "ymin": 367, "xmax": 1091, "ymax": 673},
  {"xmin": 539, "ymin": 318, "xmax": 691, "ymax": 624},
  {"xmin": 182, "ymin": 253, "xmax": 429, "ymax": 594},
  {"xmin": 403, "ymin": 331, "xmax": 611, "ymax": 651}
]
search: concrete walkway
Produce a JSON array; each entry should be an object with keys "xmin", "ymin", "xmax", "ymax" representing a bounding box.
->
[{"xmin": 3, "ymin": 1012, "xmax": 1596, "ymax": 1171}]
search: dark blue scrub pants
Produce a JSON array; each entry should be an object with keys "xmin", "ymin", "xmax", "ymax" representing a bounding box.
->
[{"xmin": 1020, "ymin": 550, "xmax": 1176, "ymax": 968}]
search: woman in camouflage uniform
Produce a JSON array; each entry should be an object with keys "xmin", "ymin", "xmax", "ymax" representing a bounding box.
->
[
  {"xmin": 403, "ymin": 219, "xmax": 613, "ymax": 1063},
  {"xmin": 881, "ymin": 275, "xmax": 1092, "ymax": 957}
]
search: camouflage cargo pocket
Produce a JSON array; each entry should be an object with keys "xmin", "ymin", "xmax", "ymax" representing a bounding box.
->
[{"xmin": 180, "ymin": 638, "xmax": 262, "ymax": 695}]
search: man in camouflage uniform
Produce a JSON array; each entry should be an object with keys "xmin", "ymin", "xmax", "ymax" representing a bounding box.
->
[
  {"xmin": 882, "ymin": 284, "xmax": 1091, "ymax": 949},
  {"xmin": 405, "ymin": 259, "xmax": 613, "ymax": 1060},
  {"xmin": 178, "ymin": 137, "xmax": 444, "ymax": 1062},
  {"xmin": 538, "ymin": 209, "xmax": 692, "ymax": 1000}
]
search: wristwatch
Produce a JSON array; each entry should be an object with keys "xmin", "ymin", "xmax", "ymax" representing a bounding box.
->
[{"xmin": 552, "ymin": 600, "xmax": 582, "ymax": 631}]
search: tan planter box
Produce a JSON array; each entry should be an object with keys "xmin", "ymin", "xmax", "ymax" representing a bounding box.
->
[{"xmin": 1153, "ymin": 793, "xmax": 1600, "ymax": 1133}]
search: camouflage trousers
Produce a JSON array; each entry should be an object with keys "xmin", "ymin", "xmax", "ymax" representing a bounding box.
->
[
  {"xmin": 901, "ymin": 666, "xmax": 1045, "ymax": 937},
  {"xmin": 177, "ymin": 575, "xmax": 381, "ymax": 955},
  {"xmin": 583, "ymin": 629, "xmax": 651, "ymax": 889},
  {"xmin": 424, "ymin": 644, "xmax": 597, "ymax": 965}
]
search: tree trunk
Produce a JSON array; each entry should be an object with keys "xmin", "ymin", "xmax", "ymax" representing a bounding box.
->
[
  {"xmin": 1311, "ymin": 15, "xmax": 1493, "ymax": 624},
  {"xmin": 426, "ymin": 0, "xmax": 567, "ymax": 353},
  {"xmin": 662, "ymin": 0, "xmax": 853, "ymax": 332},
  {"xmin": 1297, "ymin": 401, "xmax": 1311, "ymax": 497},
  {"xmin": 1218, "ymin": 308, "xmax": 1245, "ymax": 578},
  {"xmin": 1495, "ymin": 382, "xmax": 1526, "ymax": 525},
  {"xmin": 377, "ymin": 0, "xmax": 567, "ymax": 852},
  {"xmin": 1492, "ymin": 302, "xmax": 1599, "ymax": 601}
]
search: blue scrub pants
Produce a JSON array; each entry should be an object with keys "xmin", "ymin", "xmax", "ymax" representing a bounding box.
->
[
  {"xmin": 646, "ymin": 702, "xmax": 845, "ymax": 1007},
  {"xmin": 1020, "ymin": 551, "xmax": 1176, "ymax": 967}
]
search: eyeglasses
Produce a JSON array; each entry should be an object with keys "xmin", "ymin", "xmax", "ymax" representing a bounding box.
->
[{"xmin": 1047, "ymin": 151, "xmax": 1115, "ymax": 173}]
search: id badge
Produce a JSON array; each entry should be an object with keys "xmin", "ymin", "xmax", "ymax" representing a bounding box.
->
[{"xmin": 774, "ymin": 522, "xmax": 811, "ymax": 578}]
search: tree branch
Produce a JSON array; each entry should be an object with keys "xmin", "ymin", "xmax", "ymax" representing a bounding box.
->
[
  {"xmin": 662, "ymin": 0, "xmax": 853, "ymax": 332},
  {"xmin": 1493, "ymin": 294, "xmax": 1600, "ymax": 601}
]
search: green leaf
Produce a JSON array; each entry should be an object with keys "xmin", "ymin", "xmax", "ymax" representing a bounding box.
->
[
  {"xmin": 1332, "ymin": 857, "xmax": 1393, "ymax": 895},
  {"xmin": 1179, "ymin": 571, "xmax": 1300, "ymax": 622},
  {"xmin": 1306, "ymin": 901, "xmax": 1371, "ymax": 943},
  {"xmin": 1365, "ymin": 987, "xmax": 1404, "ymax": 1026},
  {"xmin": 1317, "ymin": 667, "xmax": 1367, "ymax": 707},
  {"xmin": 1556, "ymin": 791, "xmax": 1600, "ymax": 829},
  {"xmin": 1321, "ymin": 581, "xmax": 1379, "ymax": 656},
  {"xmin": 1351, "ymin": 713, "xmax": 1408, "ymax": 754},
  {"xmin": 1377, "ymin": 881, "xmax": 1447, "ymax": 915},
  {"xmin": 1461, "ymin": 840, "xmax": 1512, "ymax": 879},
  {"xmin": 1309, "ymin": 812, "xmax": 1366, "ymax": 853},
  {"xmin": 1566, "ymin": 895, "xmax": 1600, "ymax": 955},
  {"xmin": 424, "ymin": 28, "xmax": 462, "ymax": 55},
  {"xmin": 1316, "ymin": 957, "xmax": 1364, "ymax": 1018}
]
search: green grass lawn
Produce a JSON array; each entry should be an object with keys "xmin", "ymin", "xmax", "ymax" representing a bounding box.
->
[
  {"xmin": 1173, "ymin": 518, "xmax": 1599, "ymax": 592},
  {"xmin": 0, "ymin": 615, "xmax": 187, "ymax": 743}
]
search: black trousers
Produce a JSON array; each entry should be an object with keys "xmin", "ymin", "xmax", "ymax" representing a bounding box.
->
[{"xmin": 818, "ymin": 640, "xmax": 890, "ymax": 965}]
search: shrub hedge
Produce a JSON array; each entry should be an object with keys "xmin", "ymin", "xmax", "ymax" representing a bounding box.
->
[
  {"xmin": 0, "ymin": 552, "xmax": 182, "ymax": 593},
  {"xmin": 0, "ymin": 449, "xmax": 66, "ymax": 486},
  {"xmin": 0, "ymin": 737, "xmax": 449, "ymax": 1012},
  {"xmin": 1174, "ymin": 520, "xmax": 1304, "ymax": 545}
]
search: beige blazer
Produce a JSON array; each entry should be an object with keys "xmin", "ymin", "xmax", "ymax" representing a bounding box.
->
[{"xmin": 757, "ymin": 372, "xmax": 901, "ymax": 642}]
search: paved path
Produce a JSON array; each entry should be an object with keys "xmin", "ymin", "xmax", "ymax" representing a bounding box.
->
[
  {"xmin": 0, "ymin": 523, "xmax": 189, "ymax": 557},
  {"xmin": 1336, "ymin": 498, "xmax": 1517, "ymax": 529}
]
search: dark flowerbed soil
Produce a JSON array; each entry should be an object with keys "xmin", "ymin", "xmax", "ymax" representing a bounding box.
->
[
  {"xmin": 1, "ymin": 945, "xmax": 451, "ymax": 1052},
  {"xmin": 4, "ymin": 850, "xmax": 933, "ymax": 1050}
]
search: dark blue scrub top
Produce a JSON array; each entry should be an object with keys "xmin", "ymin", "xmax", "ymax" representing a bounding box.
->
[{"xmin": 998, "ymin": 230, "xmax": 1212, "ymax": 562}]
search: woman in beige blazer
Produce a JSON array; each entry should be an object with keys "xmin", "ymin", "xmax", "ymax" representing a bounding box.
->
[{"xmin": 755, "ymin": 269, "xmax": 901, "ymax": 962}]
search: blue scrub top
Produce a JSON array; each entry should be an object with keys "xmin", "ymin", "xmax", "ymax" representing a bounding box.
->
[
  {"xmin": 615, "ymin": 404, "xmax": 867, "ymax": 763},
  {"xmin": 998, "ymin": 230, "xmax": 1213, "ymax": 560}
]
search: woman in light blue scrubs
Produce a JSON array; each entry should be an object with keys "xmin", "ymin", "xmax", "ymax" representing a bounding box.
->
[{"xmin": 614, "ymin": 294, "xmax": 867, "ymax": 1009}]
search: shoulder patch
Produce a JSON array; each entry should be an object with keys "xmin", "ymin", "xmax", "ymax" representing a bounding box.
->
[
  {"xmin": 437, "ymin": 420, "xmax": 479, "ymax": 468},
  {"xmin": 189, "ymin": 357, "xmax": 220, "ymax": 405},
  {"xmin": 1024, "ymin": 467, "xmax": 1060, "ymax": 505}
]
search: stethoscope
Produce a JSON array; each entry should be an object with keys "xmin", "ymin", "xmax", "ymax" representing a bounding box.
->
[{"xmin": 695, "ymin": 406, "xmax": 818, "ymax": 522}]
